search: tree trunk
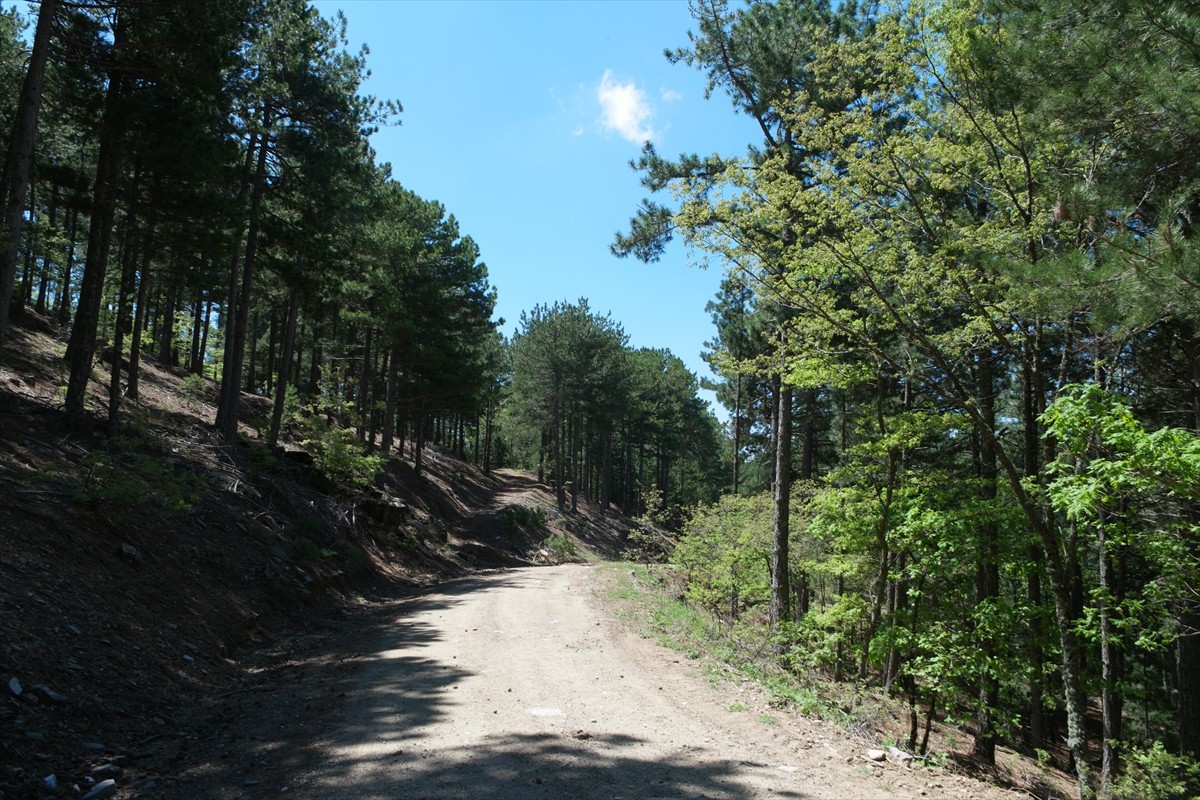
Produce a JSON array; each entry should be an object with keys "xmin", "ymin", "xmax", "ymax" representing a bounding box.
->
[
  {"xmin": 64, "ymin": 35, "xmax": 126, "ymax": 427},
  {"xmin": 381, "ymin": 340, "xmax": 400, "ymax": 455},
  {"xmin": 189, "ymin": 285, "xmax": 204, "ymax": 373},
  {"xmin": 483, "ymin": 396, "xmax": 495, "ymax": 472},
  {"xmin": 1178, "ymin": 607, "xmax": 1200, "ymax": 761},
  {"xmin": 972, "ymin": 351, "xmax": 1001, "ymax": 765},
  {"xmin": 216, "ymin": 118, "xmax": 271, "ymax": 446},
  {"xmin": 156, "ymin": 271, "xmax": 178, "ymax": 364},
  {"xmin": 107, "ymin": 209, "xmax": 140, "ymax": 436},
  {"xmin": 246, "ymin": 308, "xmax": 260, "ymax": 392},
  {"xmin": 0, "ymin": 0, "xmax": 58, "ymax": 350},
  {"xmin": 198, "ymin": 297, "xmax": 212, "ymax": 378},
  {"xmin": 356, "ymin": 325, "xmax": 371, "ymax": 442},
  {"xmin": 35, "ymin": 182, "xmax": 59, "ymax": 315},
  {"xmin": 1098, "ymin": 509, "xmax": 1126, "ymax": 794},
  {"xmin": 126, "ymin": 257, "xmax": 150, "ymax": 401},
  {"xmin": 267, "ymin": 288, "xmax": 300, "ymax": 447},
  {"xmin": 769, "ymin": 375, "xmax": 792, "ymax": 632},
  {"xmin": 265, "ymin": 305, "xmax": 277, "ymax": 394},
  {"xmin": 56, "ymin": 206, "xmax": 78, "ymax": 325},
  {"xmin": 1023, "ymin": 330, "xmax": 1048, "ymax": 748},
  {"xmin": 554, "ymin": 396, "xmax": 565, "ymax": 511},
  {"xmin": 414, "ymin": 405, "xmax": 425, "ymax": 476},
  {"xmin": 601, "ymin": 429, "xmax": 613, "ymax": 510},
  {"xmin": 307, "ymin": 304, "xmax": 322, "ymax": 397},
  {"xmin": 732, "ymin": 372, "xmax": 741, "ymax": 494}
]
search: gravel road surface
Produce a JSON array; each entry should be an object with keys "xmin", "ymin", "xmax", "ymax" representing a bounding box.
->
[{"xmin": 285, "ymin": 564, "xmax": 1020, "ymax": 800}]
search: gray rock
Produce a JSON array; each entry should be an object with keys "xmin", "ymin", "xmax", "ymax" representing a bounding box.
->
[
  {"xmin": 82, "ymin": 742, "xmax": 105, "ymax": 751},
  {"xmin": 81, "ymin": 779, "xmax": 117, "ymax": 799},
  {"xmin": 42, "ymin": 774, "xmax": 57, "ymax": 790},
  {"xmin": 92, "ymin": 764, "xmax": 123, "ymax": 779},
  {"xmin": 866, "ymin": 749, "xmax": 887, "ymax": 762},
  {"xmin": 7, "ymin": 677, "xmax": 21, "ymax": 697},
  {"xmin": 120, "ymin": 543, "xmax": 142, "ymax": 562},
  {"xmin": 888, "ymin": 746, "xmax": 914, "ymax": 764},
  {"xmin": 30, "ymin": 684, "xmax": 66, "ymax": 703}
]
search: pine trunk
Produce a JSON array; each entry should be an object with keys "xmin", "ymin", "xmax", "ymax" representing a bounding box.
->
[
  {"xmin": 0, "ymin": 0, "xmax": 58, "ymax": 350},
  {"xmin": 769, "ymin": 377, "xmax": 792, "ymax": 632},
  {"xmin": 216, "ymin": 119, "xmax": 271, "ymax": 445},
  {"xmin": 64, "ymin": 41, "xmax": 126, "ymax": 427},
  {"xmin": 267, "ymin": 288, "xmax": 300, "ymax": 446}
]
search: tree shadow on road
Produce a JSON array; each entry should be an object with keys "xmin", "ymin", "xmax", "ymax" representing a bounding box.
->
[
  {"xmin": 299, "ymin": 730, "xmax": 815, "ymax": 799},
  {"xmin": 173, "ymin": 571, "xmax": 814, "ymax": 799}
]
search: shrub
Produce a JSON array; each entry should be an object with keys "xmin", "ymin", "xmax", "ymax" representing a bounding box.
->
[
  {"xmin": 1111, "ymin": 742, "xmax": 1200, "ymax": 800},
  {"xmin": 539, "ymin": 532, "xmax": 577, "ymax": 563},
  {"xmin": 303, "ymin": 422, "xmax": 382, "ymax": 491},
  {"xmin": 502, "ymin": 504, "xmax": 547, "ymax": 535},
  {"xmin": 180, "ymin": 373, "xmax": 206, "ymax": 408}
]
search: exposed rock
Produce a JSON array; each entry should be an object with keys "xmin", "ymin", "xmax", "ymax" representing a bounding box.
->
[
  {"xmin": 42, "ymin": 774, "xmax": 57, "ymax": 789},
  {"xmin": 8, "ymin": 677, "xmax": 21, "ymax": 697},
  {"xmin": 82, "ymin": 742, "xmax": 105, "ymax": 751},
  {"xmin": 866, "ymin": 749, "xmax": 887, "ymax": 762},
  {"xmin": 361, "ymin": 494, "xmax": 409, "ymax": 526},
  {"xmin": 91, "ymin": 763, "xmax": 123, "ymax": 779},
  {"xmin": 120, "ymin": 543, "xmax": 142, "ymax": 562},
  {"xmin": 888, "ymin": 746, "xmax": 914, "ymax": 765},
  {"xmin": 29, "ymin": 684, "xmax": 65, "ymax": 703},
  {"xmin": 81, "ymin": 778, "xmax": 117, "ymax": 799}
]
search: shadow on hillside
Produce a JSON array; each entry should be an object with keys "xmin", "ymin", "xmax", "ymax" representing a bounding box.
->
[{"xmin": 177, "ymin": 571, "xmax": 811, "ymax": 800}]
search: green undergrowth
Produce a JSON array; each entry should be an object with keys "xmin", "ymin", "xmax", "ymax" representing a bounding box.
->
[{"xmin": 602, "ymin": 562, "xmax": 851, "ymax": 724}]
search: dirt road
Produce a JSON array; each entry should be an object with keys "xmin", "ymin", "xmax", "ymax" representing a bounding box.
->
[{"xmin": 273, "ymin": 565, "xmax": 1019, "ymax": 800}]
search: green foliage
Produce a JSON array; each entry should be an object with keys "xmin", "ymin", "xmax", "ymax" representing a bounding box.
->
[
  {"xmin": 1044, "ymin": 385, "xmax": 1200, "ymax": 651},
  {"xmin": 627, "ymin": 487, "xmax": 678, "ymax": 563},
  {"xmin": 180, "ymin": 373, "xmax": 207, "ymax": 408},
  {"xmin": 502, "ymin": 503, "xmax": 547, "ymax": 533},
  {"xmin": 674, "ymin": 493, "xmax": 773, "ymax": 617},
  {"xmin": 75, "ymin": 438, "xmax": 202, "ymax": 514},
  {"xmin": 302, "ymin": 420, "xmax": 382, "ymax": 491},
  {"xmin": 538, "ymin": 532, "xmax": 577, "ymax": 563},
  {"xmin": 1110, "ymin": 742, "xmax": 1200, "ymax": 800},
  {"xmin": 294, "ymin": 535, "xmax": 336, "ymax": 564}
]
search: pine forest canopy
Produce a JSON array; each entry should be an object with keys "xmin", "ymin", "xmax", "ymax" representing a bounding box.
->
[
  {"xmin": 2, "ymin": 1, "xmax": 1200, "ymax": 800},
  {"xmin": 0, "ymin": 0, "xmax": 723, "ymax": 486},
  {"xmin": 614, "ymin": 1, "xmax": 1200, "ymax": 799}
]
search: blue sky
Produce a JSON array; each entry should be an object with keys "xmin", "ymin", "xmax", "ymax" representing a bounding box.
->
[{"xmin": 310, "ymin": 0, "xmax": 756, "ymax": 413}]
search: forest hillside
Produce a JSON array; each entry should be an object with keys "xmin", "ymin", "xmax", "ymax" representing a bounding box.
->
[{"xmin": 0, "ymin": 308, "xmax": 632, "ymax": 798}]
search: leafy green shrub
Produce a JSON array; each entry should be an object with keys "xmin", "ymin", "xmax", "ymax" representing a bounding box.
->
[
  {"xmin": 180, "ymin": 373, "xmax": 206, "ymax": 408},
  {"xmin": 76, "ymin": 444, "xmax": 201, "ymax": 514},
  {"xmin": 1111, "ymin": 742, "xmax": 1200, "ymax": 800},
  {"xmin": 294, "ymin": 535, "xmax": 335, "ymax": 563},
  {"xmin": 502, "ymin": 504, "xmax": 547, "ymax": 535},
  {"xmin": 539, "ymin": 532, "xmax": 577, "ymax": 563},
  {"xmin": 627, "ymin": 487, "xmax": 683, "ymax": 563},
  {"xmin": 303, "ymin": 422, "xmax": 382, "ymax": 490},
  {"xmin": 673, "ymin": 493, "xmax": 773, "ymax": 618}
]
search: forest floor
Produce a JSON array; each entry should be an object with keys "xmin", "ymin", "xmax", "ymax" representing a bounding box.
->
[{"xmin": 0, "ymin": 309, "xmax": 1076, "ymax": 799}]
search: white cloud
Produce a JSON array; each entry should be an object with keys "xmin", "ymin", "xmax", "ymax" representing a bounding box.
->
[
  {"xmin": 597, "ymin": 70, "xmax": 656, "ymax": 144},
  {"xmin": 660, "ymin": 88, "xmax": 682, "ymax": 103}
]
